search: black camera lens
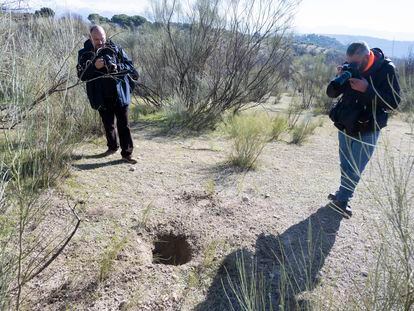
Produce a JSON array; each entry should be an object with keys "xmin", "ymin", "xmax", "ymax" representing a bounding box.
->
[
  {"xmin": 332, "ymin": 70, "xmax": 352, "ymax": 87},
  {"xmin": 331, "ymin": 62, "xmax": 360, "ymax": 87}
]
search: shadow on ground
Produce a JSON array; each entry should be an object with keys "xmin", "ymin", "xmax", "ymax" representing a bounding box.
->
[
  {"xmin": 39, "ymin": 279, "xmax": 99, "ymax": 308},
  {"xmin": 196, "ymin": 205, "xmax": 344, "ymax": 311},
  {"xmin": 72, "ymin": 152, "xmax": 115, "ymax": 160},
  {"xmin": 72, "ymin": 159, "xmax": 124, "ymax": 171}
]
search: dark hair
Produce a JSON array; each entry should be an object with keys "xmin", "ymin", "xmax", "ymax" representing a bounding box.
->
[{"xmin": 346, "ymin": 41, "xmax": 370, "ymax": 56}]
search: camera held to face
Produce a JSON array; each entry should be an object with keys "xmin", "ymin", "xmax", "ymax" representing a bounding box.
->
[
  {"xmin": 332, "ymin": 62, "xmax": 361, "ymax": 87},
  {"xmin": 96, "ymin": 46, "xmax": 118, "ymax": 74}
]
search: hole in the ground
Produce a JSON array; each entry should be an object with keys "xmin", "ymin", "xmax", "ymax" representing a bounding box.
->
[{"xmin": 152, "ymin": 234, "xmax": 192, "ymax": 265}]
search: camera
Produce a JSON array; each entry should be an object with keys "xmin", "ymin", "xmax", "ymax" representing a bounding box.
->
[
  {"xmin": 96, "ymin": 46, "xmax": 118, "ymax": 74},
  {"xmin": 332, "ymin": 62, "xmax": 360, "ymax": 87}
]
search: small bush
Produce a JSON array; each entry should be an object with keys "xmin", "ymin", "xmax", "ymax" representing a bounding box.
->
[
  {"xmin": 99, "ymin": 234, "xmax": 128, "ymax": 282},
  {"xmin": 130, "ymin": 101, "xmax": 160, "ymax": 122},
  {"xmin": 290, "ymin": 120, "xmax": 317, "ymax": 145},
  {"xmin": 163, "ymin": 97, "xmax": 191, "ymax": 130},
  {"xmin": 347, "ymin": 147, "xmax": 414, "ymax": 310},
  {"xmin": 271, "ymin": 115, "xmax": 289, "ymax": 141},
  {"xmin": 225, "ymin": 113, "xmax": 272, "ymax": 169},
  {"xmin": 291, "ymin": 54, "xmax": 335, "ymax": 113},
  {"xmin": 398, "ymin": 56, "xmax": 414, "ymax": 113}
]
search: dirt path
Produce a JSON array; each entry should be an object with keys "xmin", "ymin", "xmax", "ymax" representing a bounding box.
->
[{"xmin": 24, "ymin": 115, "xmax": 413, "ymax": 310}]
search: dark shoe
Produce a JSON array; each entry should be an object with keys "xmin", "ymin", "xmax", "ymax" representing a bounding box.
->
[
  {"xmin": 103, "ymin": 149, "xmax": 118, "ymax": 156},
  {"xmin": 329, "ymin": 200, "xmax": 353, "ymax": 218},
  {"xmin": 122, "ymin": 155, "xmax": 137, "ymax": 164}
]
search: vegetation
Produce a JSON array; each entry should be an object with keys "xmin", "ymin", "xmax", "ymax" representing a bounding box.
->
[
  {"xmin": 224, "ymin": 113, "xmax": 273, "ymax": 169},
  {"xmin": 0, "ymin": 0, "xmax": 412, "ymax": 309},
  {"xmin": 398, "ymin": 51, "xmax": 414, "ymax": 113},
  {"xmin": 130, "ymin": 0, "xmax": 298, "ymax": 130},
  {"xmin": 0, "ymin": 12, "xmax": 97, "ymax": 309},
  {"xmin": 290, "ymin": 120, "xmax": 318, "ymax": 145},
  {"xmin": 294, "ymin": 34, "xmax": 346, "ymax": 52},
  {"xmin": 87, "ymin": 13, "xmax": 110, "ymax": 24},
  {"xmin": 291, "ymin": 54, "xmax": 335, "ymax": 114},
  {"xmin": 111, "ymin": 14, "xmax": 147, "ymax": 28},
  {"xmin": 34, "ymin": 7, "xmax": 55, "ymax": 18}
]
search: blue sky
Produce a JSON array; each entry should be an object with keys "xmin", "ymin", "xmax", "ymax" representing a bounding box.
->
[{"xmin": 29, "ymin": 0, "xmax": 414, "ymax": 41}]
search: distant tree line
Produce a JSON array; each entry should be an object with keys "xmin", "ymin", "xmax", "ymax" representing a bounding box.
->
[
  {"xmin": 87, "ymin": 13, "xmax": 147, "ymax": 28},
  {"xmin": 34, "ymin": 7, "xmax": 55, "ymax": 18},
  {"xmin": 294, "ymin": 34, "xmax": 345, "ymax": 52},
  {"xmin": 3, "ymin": 5, "xmax": 148, "ymax": 29}
]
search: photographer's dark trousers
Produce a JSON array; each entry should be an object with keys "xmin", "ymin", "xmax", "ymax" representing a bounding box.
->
[
  {"xmin": 99, "ymin": 98, "xmax": 133, "ymax": 158},
  {"xmin": 335, "ymin": 130, "xmax": 379, "ymax": 203}
]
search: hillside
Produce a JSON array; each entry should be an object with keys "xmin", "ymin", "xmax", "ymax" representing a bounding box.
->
[
  {"xmin": 324, "ymin": 34, "xmax": 414, "ymax": 59},
  {"xmin": 294, "ymin": 34, "xmax": 346, "ymax": 52}
]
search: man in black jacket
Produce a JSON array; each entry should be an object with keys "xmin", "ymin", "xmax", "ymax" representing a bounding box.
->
[
  {"xmin": 326, "ymin": 41, "xmax": 400, "ymax": 218},
  {"xmin": 77, "ymin": 25, "xmax": 139, "ymax": 164}
]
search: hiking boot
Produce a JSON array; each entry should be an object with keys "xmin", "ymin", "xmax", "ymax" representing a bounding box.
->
[
  {"xmin": 122, "ymin": 155, "xmax": 137, "ymax": 164},
  {"xmin": 329, "ymin": 200, "xmax": 353, "ymax": 218}
]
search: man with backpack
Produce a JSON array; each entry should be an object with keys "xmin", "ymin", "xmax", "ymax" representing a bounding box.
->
[
  {"xmin": 77, "ymin": 25, "xmax": 139, "ymax": 164},
  {"xmin": 326, "ymin": 41, "xmax": 401, "ymax": 218}
]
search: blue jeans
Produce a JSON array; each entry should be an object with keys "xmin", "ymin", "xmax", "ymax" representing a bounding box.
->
[{"xmin": 335, "ymin": 130, "xmax": 380, "ymax": 202}]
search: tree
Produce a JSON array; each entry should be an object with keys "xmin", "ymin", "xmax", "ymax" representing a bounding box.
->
[
  {"xmin": 139, "ymin": 0, "xmax": 298, "ymax": 130},
  {"xmin": 34, "ymin": 7, "xmax": 55, "ymax": 18},
  {"xmin": 87, "ymin": 13, "xmax": 110, "ymax": 24},
  {"xmin": 111, "ymin": 14, "xmax": 147, "ymax": 28},
  {"xmin": 111, "ymin": 14, "xmax": 130, "ymax": 27},
  {"xmin": 129, "ymin": 15, "xmax": 147, "ymax": 27}
]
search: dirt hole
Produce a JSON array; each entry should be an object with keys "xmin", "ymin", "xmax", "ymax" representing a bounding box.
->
[{"xmin": 152, "ymin": 234, "xmax": 192, "ymax": 265}]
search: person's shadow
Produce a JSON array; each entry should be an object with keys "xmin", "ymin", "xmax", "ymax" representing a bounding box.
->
[
  {"xmin": 72, "ymin": 151, "xmax": 116, "ymax": 160},
  {"xmin": 195, "ymin": 205, "xmax": 343, "ymax": 311},
  {"xmin": 71, "ymin": 151, "xmax": 126, "ymax": 170},
  {"xmin": 72, "ymin": 159, "xmax": 124, "ymax": 170}
]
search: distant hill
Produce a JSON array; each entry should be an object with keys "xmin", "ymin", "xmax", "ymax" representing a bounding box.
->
[
  {"xmin": 323, "ymin": 34, "xmax": 414, "ymax": 59},
  {"xmin": 291, "ymin": 34, "xmax": 345, "ymax": 63},
  {"xmin": 294, "ymin": 34, "xmax": 346, "ymax": 52}
]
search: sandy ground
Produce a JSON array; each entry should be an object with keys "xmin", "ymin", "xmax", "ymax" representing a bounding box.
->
[{"xmin": 22, "ymin": 110, "xmax": 413, "ymax": 310}]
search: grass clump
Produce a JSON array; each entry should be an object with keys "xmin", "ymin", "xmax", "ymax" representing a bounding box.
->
[
  {"xmin": 225, "ymin": 113, "xmax": 272, "ymax": 169},
  {"xmin": 290, "ymin": 120, "xmax": 318, "ymax": 145}
]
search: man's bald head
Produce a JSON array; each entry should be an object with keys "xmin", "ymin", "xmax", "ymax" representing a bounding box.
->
[{"xmin": 89, "ymin": 25, "xmax": 106, "ymax": 50}]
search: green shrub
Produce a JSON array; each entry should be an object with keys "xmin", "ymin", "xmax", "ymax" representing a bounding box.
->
[
  {"xmin": 290, "ymin": 120, "xmax": 317, "ymax": 145},
  {"xmin": 130, "ymin": 102, "xmax": 160, "ymax": 122},
  {"xmin": 99, "ymin": 234, "xmax": 128, "ymax": 282},
  {"xmin": 346, "ymin": 147, "xmax": 414, "ymax": 310},
  {"xmin": 398, "ymin": 58, "xmax": 414, "ymax": 113},
  {"xmin": 225, "ymin": 113, "xmax": 272, "ymax": 169},
  {"xmin": 0, "ymin": 15, "xmax": 97, "ymax": 308},
  {"xmin": 291, "ymin": 54, "xmax": 335, "ymax": 114},
  {"xmin": 271, "ymin": 115, "xmax": 289, "ymax": 141}
]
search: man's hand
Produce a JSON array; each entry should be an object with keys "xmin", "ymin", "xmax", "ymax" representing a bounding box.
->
[
  {"xmin": 95, "ymin": 58, "xmax": 105, "ymax": 70},
  {"xmin": 349, "ymin": 77, "xmax": 369, "ymax": 93}
]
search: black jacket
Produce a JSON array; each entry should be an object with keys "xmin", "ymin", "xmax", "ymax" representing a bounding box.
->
[
  {"xmin": 326, "ymin": 48, "xmax": 401, "ymax": 135},
  {"xmin": 77, "ymin": 39, "xmax": 138, "ymax": 110}
]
